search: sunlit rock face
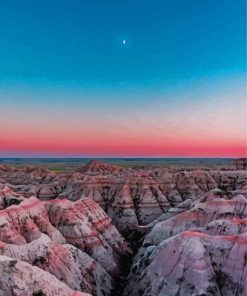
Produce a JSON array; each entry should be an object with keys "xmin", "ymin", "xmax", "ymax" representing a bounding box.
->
[
  {"xmin": 124, "ymin": 193, "xmax": 247, "ymax": 296},
  {"xmin": 1, "ymin": 163, "xmax": 246, "ymax": 232},
  {"xmin": 0, "ymin": 255, "xmax": 91, "ymax": 296},
  {"xmin": 142, "ymin": 194, "xmax": 247, "ymax": 246},
  {"xmin": 77, "ymin": 160, "xmax": 124, "ymax": 174},
  {"xmin": 0, "ymin": 197, "xmax": 130, "ymax": 296},
  {"xmin": 0, "ymin": 161, "xmax": 246, "ymax": 296},
  {"xmin": 124, "ymin": 230, "xmax": 247, "ymax": 296}
]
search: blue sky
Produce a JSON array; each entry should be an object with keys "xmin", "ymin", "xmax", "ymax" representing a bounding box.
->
[
  {"xmin": 0, "ymin": 0, "xmax": 245, "ymax": 88},
  {"xmin": 0, "ymin": 0, "xmax": 246, "ymax": 157}
]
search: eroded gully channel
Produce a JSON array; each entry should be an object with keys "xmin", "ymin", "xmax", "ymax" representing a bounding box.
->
[{"xmin": 111, "ymin": 228, "xmax": 146, "ymax": 296}]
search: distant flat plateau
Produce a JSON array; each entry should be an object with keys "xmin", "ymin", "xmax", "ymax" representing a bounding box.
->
[{"xmin": 0, "ymin": 158, "xmax": 236, "ymax": 172}]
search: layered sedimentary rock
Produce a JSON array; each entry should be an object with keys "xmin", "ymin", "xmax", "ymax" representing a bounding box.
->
[
  {"xmin": 78, "ymin": 160, "xmax": 123, "ymax": 174},
  {"xmin": 0, "ymin": 255, "xmax": 90, "ymax": 296},
  {"xmin": 142, "ymin": 193, "xmax": 247, "ymax": 245},
  {"xmin": 1, "ymin": 163, "xmax": 246, "ymax": 232},
  {"xmin": 0, "ymin": 184, "xmax": 24, "ymax": 209},
  {"xmin": 0, "ymin": 161, "xmax": 246, "ymax": 295},
  {"xmin": 124, "ymin": 193, "xmax": 247, "ymax": 296},
  {"xmin": 0, "ymin": 197, "xmax": 130, "ymax": 296},
  {"xmin": 125, "ymin": 230, "xmax": 247, "ymax": 296}
]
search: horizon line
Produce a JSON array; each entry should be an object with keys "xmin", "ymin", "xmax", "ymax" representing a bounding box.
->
[{"xmin": 0, "ymin": 156, "xmax": 243, "ymax": 159}]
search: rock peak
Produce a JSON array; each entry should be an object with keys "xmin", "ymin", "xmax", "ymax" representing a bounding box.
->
[{"xmin": 79, "ymin": 159, "xmax": 123, "ymax": 174}]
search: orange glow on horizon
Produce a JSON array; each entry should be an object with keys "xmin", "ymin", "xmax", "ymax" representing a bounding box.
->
[{"xmin": 1, "ymin": 90, "xmax": 246, "ymax": 158}]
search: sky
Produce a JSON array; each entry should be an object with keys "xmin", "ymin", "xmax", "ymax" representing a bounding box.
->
[{"xmin": 0, "ymin": 0, "xmax": 246, "ymax": 158}]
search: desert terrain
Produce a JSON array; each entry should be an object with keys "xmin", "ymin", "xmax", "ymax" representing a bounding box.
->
[{"xmin": 0, "ymin": 159, "xmax": 246, "ymax": 296}]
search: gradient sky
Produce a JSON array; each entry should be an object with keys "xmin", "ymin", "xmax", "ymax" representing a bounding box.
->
[{"xmin": 0, "ymin": 0, "xmax": 246, "ymax": 157}]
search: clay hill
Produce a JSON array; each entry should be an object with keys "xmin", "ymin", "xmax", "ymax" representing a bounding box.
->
[
  {"xmin": 78, "ymin": 160, "xmax": 123, "ymax": 174},
  {"xmin": 0, "ymin": 160, "xmax": 246, "ymax": 295}
]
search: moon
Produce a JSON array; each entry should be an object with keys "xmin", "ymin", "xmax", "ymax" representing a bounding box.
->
[{"xmin": 122, "ymin": 39, "xmax": 126, "ymax": 45}]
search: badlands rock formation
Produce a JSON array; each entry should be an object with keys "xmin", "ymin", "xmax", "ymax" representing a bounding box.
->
[
  {"xmin": 1, "ymin": 163, "xmax": 246, "ymax": 232},
  {"xmin": 0, "ymin": 194, "xmax": 130, "ymax": 296},
  {"xmin": 0, "ymin": 160, "xmax": 246, "ymax": 295},
  {"xmin": 0, "ymin": 255, "xmax": 90, "ymax": 296},
  {"xmin": 78, "ymin": 160, "xmax": 123, "ymax": 174},
  {"xmin": 0, "ymin": 184, "xmax": 24, "ymax": 209},
  {"xmin": 124, "ymin": 193, "xmax": 247, "ymax": 296}
]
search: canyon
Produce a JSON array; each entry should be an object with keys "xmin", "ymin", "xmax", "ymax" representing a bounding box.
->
[{"xmin": 0, "ymin": 160, "xmax": 246, "ymax": 296}]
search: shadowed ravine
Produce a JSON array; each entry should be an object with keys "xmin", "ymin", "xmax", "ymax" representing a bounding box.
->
[{"xmin": 112, "ymin": 229, "xmax": 146, "ymax": 296}]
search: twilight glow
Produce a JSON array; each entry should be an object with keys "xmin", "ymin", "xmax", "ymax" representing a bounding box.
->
[{"xmin": 0, "ymin": 0, "xmax": 246, "ymax": 157}]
